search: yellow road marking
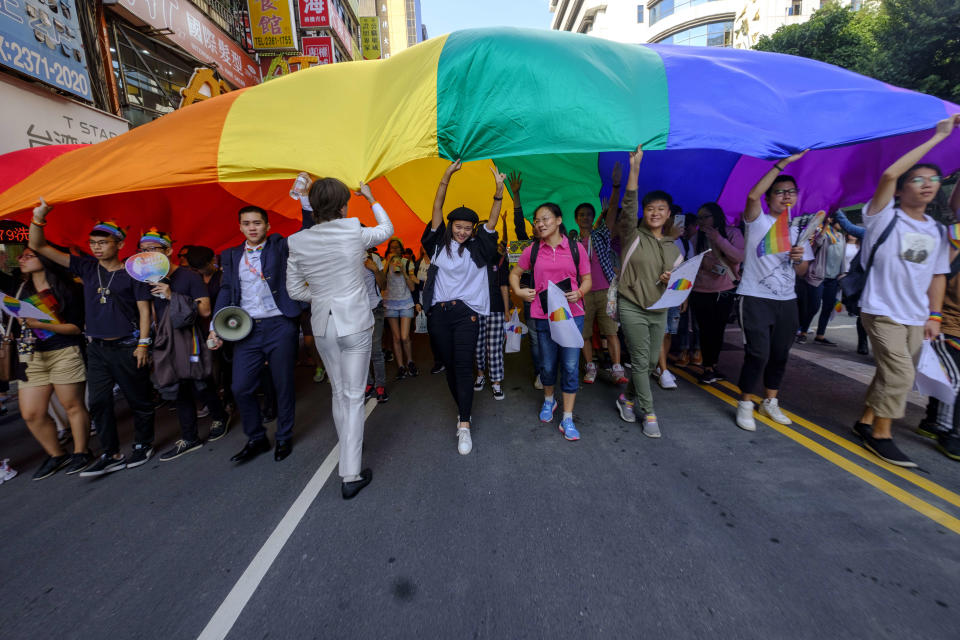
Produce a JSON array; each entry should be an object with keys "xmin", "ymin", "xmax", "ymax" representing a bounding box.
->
[
  {"xmin": 707, "ymin": 377, "xmax": 960, "ymax": 510},
  {"xmin": 669, "ymin": 368, "xmax": 960, "ymax": 535}
]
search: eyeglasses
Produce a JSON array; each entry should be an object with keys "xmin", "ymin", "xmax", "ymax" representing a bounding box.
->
[
  {"xmin": 17, "ymin": 253, "xmax": 37, "ymax": 261},
  {"xmin": 907, "ymin": 175, "xmax": 942, "ymax": 185},
  {"xmin": 139, "ymin": 246, "xmax": 166, "ymax": 253},
  {"xmin": 772, "ymin": 189, "xmax": 799, "ymax": 197},
  {"xmin": 88, "ymin": 240, "xmax": 116, "ymax": 248}
]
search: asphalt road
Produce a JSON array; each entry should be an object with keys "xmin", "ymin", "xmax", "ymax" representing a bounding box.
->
[{"xmin": 2, "ymin": 313, "xmax": 959, "ymax": 639}]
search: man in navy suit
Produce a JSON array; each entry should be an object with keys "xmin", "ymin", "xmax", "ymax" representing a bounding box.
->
[{"xmin": 208, "ymin": 205, "xmax": 305, "ymax": 462}]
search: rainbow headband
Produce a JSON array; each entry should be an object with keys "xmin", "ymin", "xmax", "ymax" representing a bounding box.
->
[
  {"xmin": 139, "ymin": 228, "xmax": 172, "ymax": 248},
  {"xmin": 91, "ymin": 221, "xmax": 126, "ymax": 240}
]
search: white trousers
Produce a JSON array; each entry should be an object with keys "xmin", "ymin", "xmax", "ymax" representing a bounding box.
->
[{"xmin": 314, "ymin": 314, "xmax": 373, "ymax": 478}]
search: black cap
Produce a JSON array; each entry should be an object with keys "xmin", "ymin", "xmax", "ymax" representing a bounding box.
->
[{"xmin": 447, "ymin": 206, "xmax": 479, "ymax": 224}]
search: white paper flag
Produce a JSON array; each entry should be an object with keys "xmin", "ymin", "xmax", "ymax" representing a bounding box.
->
[
  {"xmin": 914, "ymin": 339, "xmax": 955, "ymax": 404},
  {"xmin": 546, "ymin": 281, "xmax": 584, "ymax": 349},
  {"xmin": 646, "ymin": 250, "xmax": 710, "ymax": 311}
]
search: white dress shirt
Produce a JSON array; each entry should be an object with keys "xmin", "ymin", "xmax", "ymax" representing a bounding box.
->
[
  {"xmin": 286, "ymin": 203, "xmax": 393, "ymax": 337},
  {"xmin": 238, "ymin": 243, "xmax": 282, "ymax": 319}
]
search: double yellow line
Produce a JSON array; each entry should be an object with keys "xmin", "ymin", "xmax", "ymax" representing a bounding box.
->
[{"xmin": 670, "ymin": 367, "xmax": 960, "ymax": 535}]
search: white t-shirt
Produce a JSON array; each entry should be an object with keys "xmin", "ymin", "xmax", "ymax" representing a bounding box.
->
[
  {"xmin": 860, "ymin": 199, "xmax": 949, "ymax": 326},
  {"xmin": 363, "ymin": 253, "xmax": 382, "ymax": 309},
  {"xmin": 432, "ymin": 229, "xmax": 494, "ymax": 316},
  {"xmin": 737, "ymin": 213, "xmax": 815, "ymax": 301}
]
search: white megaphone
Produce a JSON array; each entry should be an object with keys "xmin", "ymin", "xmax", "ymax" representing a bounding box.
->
[{"xmin": 212, "ymin": 306, "xmax": 253, "ymax": 342}]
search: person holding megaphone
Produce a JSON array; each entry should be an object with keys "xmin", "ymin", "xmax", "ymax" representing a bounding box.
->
[{"xmin": 285, "ymin": 179, "xmax": 393, "ymax": 500}]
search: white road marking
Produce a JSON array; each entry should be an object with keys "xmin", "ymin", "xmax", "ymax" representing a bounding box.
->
[{"xmin": 197, "ymin": 398, "xmax": 378, "ymax": 640}]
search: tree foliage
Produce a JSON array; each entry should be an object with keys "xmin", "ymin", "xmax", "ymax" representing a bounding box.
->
[{"xmin": 753, "ymin": 0, "xmax": 960, "ymax": 103}]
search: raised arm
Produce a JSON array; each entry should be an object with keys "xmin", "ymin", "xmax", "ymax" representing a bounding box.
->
[
  {"xmin": 432, "ymin": 160, "xmax": 462, "ymax": 231},
  {"xmin": 285, "ymin": 246, "xmax": 310, "ymax": 302},
  {"xmin": 28, "ymin": 199, "xmax": 70, "ymax": 267},
  {"xmin": 617, "ymin": 146, "xmax": 643, "ymax": 243},
  {"xmin": 508, "ymin": 171, "xmax": 529, "ymax": 241},
  {"xmin": 867, "ymin": 115, "xmax": 960, "ymax": 217},
  {"xmin": 485, "ymin": 166, "xmax": 506, "ymax": 232},
  {"xmin": 834, "ymin": 210, "xmax": 864, "ymax": 239},
  {"xmin": 357, "ymin": 183, "xmax": 394, "ymax": 248},
  {"xmin": 744, "ymin": 150, "xmax": 808, "ymax": 223},
  {"xmin": 604, "ymin": 162, "xmax": 622, "ymax": 232}
]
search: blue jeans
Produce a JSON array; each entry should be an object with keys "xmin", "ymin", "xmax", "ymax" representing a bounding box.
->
[{"xmin": 535, "ymin": 316, "xmax": 585, "ymax": 394}]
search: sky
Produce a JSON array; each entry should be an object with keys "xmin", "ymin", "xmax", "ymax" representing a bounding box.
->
[{"xmin": 419, "ymin": 0, "xmax": 554, "ymax": 37}]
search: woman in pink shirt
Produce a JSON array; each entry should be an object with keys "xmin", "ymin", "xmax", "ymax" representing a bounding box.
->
[
  {"xmin": 510, "ymin": 203, "xmax": 592, "ymax": 441},
  {"xmin": 688, "ymin": 202, "xmax": 745, "ymax": 385}
]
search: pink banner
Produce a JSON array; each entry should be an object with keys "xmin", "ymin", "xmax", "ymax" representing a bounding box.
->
[
  {"xmin": 113, "ymin": 0, "xmax": 260, "ymax": 88},
  {"xmin": 301, "ymin": 36, "xmax": 333, "ymax": 65}
]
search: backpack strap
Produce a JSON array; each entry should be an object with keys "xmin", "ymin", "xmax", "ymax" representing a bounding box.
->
[
  {"xmin": 863, "ymin": 214, "xmax": 898, "ymax": 274},
  {"xmin": 528, "ymin": 239, "xmax": 582, "ymax": 291}
]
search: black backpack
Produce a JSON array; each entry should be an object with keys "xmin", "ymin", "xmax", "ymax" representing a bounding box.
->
[
  {"xmin": 839, "ymin": 215, "xmax": 896, "ymax": 313},
  {"xmin": 522, "ymin": 239, "xmax": 581, "ymax": 292}
]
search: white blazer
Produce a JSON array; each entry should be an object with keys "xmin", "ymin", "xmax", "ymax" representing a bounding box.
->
[{"xmin": 286, "ymin": 203, "xmax": 393, "ymax": 338}]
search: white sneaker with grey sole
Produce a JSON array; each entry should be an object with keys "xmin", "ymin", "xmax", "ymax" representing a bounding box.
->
[
  {"xmin": 759, "ymin": 398, "xmax": 792, "ymax": 425},
  {"xmin": 736, "ymin": 401, "xmax": 756, "ymax": 432}
]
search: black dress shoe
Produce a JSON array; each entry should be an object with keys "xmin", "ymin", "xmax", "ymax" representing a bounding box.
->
[
  {"xmin": 274, "ymin": 440, "xmax": 292, "ymax": 461},
  {"xmin": 341, "ymin": 468, "xmax": 372, "ymax": 500},
  {"xmin": 230, "ymin": 438, "xmax": 270, "ymax": 463}
]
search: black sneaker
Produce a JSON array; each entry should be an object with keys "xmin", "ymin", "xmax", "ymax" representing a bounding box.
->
[
  {"xmin": 813, "ymin": 337, "xmax": 837, "ymax": 347},
  {"xmin": 209, "ymin": 420, "xmax": 229, "ymax": 442},
  {"xmin": 79, "ymin": 453, "xmax": 127, "ymax": 477},
  {"xmin": 376, "ymin": 387, "xmax": 389, "ymax": 403},
  {"xmin": 395, "ymin": 365, "xmax": 407, "ymax": 381},
  {"xmin": 712, "ymin": 368, "xmax": 727, "ymax": 382},
  {"xmin": 364, "ymin": 384, "xmax": 375, "ymax": 401},
  {"xmin": 159, "ymin": 439, "xmax": 203, "ymax": 461},
  {"xmin": 384, "ymin": 349, "xmax": 394, "ymax": 363},
  {"xmin": 430, "ymin": 363, "xmax": 445, "ymax": 374},
  {"xmin": 936, "ymin": 436, "xmax": 960, "ymax": 462},
  {"xmin": 852, "ymin": 421, "xmax": 872, "ymax": 441},
  {"xmin": 698, "ymin": 369, "xmax": 719, "ymax": 385},
  {"xmin": 916, "ymin": 422, "xmax": 941, "ymax": 440},
  {"xmin": 795, "ymin": 334, "xmax": 807, "ymax": 344},
  {"xmin": 64, "ymin": 451, "xmax": 94, "ymax": 475},
  {"xmin": 407, "ymin": 361, "xmax": 419, "ymax": 377},
  {"xmin": 32, "ymin": 454, "xmax": 71, "ymax": 480},
  {"xmin": 861, "ymin": 435, "xmax": 917, "ymax": 468},
  {"xmin": 491, "ymin": 384, "xmax": 505, "ymax": 401},
  {"xmin": 127, "ymin": 444, "xmax": 153, "ymax": 469}
]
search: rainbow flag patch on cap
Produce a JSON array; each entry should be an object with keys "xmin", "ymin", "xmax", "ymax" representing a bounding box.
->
[
  {"xmin": 139, "ymin": 228, "xmax": 172, "ymax": 247},
  {"xmin": 91, "ymin": 220, "xmax": 126, "ymax": 240}
]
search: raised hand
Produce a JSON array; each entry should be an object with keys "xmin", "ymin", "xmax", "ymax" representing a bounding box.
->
[
  {"xmin": 935, "ymin": 114, "xmax": 960, "ymax": 138},
  {"xmin": 508, "ymin": 171, "xmax": 522, "ymax": 195},
  {"xmin": 32, "ymin": 197, "xmax": 52, "ymax": 221},
  {"xmin": 491, "ymin": 165, "xmax": 506, "ymax": 193},
  {"xmin": 612, "ymin": 161, "xmax": 622, "ymax": 186},
  {"xmin": 629, "ymin": 145, "xmax": 643, "ymax": 170},
  {"xmin": 783, "ymin": 149, "xmax": 809, "ymax": 166},
  {"xmin": 357, "ymin": 182, "xmax": 374, "ymax": 203},
  {"xmin": 444, "ymin": 159, "xmax": 463, "ymax": 178}
]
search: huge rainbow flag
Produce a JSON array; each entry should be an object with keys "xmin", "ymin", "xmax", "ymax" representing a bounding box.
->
[{"xmin": 0, "ymin": 28, "xmax": 958, "ymax": 253}]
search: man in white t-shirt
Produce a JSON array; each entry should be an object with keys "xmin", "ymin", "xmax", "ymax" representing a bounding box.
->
[
  {"xmin": 734, "ymin": 150, "xmax": 814, "ymax": 432},
  {"xmin": 852, "ymin": 114, "xmax": 959, "ymax": 468}
]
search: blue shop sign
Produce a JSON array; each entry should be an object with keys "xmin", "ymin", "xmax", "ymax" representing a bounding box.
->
[{"xmin": 0, "ymin": 0, "xmax": 92, "ymax": 100}]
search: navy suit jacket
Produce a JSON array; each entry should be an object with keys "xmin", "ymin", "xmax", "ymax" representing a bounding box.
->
[{"xmin": 214, "ymin": 233, "xmax": 306, "ymax": 319}]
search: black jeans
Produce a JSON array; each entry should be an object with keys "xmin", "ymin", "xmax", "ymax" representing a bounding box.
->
[
  {"xmin": 428, "ymin": 300, "xmax": 480, "ymax": 422},
  {"xmin": 176, "ymin": 378, "xmax": 227, "ymax": 443},
  {"xmin": 87, "ymin": 339, "xmax": 155, "ymax": 456},
  {"xmin": 737, "ymin": 296, "xmax": 798, "ymax": 395},
  {"xmin": 689, "ymin": 290, "xmax": 736, "ymax": 370}
]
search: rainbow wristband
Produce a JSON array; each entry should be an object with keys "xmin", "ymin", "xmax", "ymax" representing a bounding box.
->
[{"xmin": 929, "ymin": 312, "xmax": 943, "ymax": 322}]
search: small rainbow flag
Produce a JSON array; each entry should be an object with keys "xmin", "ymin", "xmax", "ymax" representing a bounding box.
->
[
  {"xmin": 756, "ymin": 204, "xmax": 793, "ymax": 257},
  {"xmin": 948, "ymin": 223, "xmax": 960, "ymax": 249},
  {"xmin": 2, "ymin": 296, "xmax": 21, "ymax": 313},
  {"xmin": 23, "ymin": 290, "xmax": 59, "ymax": 339},
  {"xmin": 550, "ymin": 307, "xmax": 571, "ymax": 322},
  {"xmin": 669, "ymin": 278, "xmax": 693, "ymax": 291}
]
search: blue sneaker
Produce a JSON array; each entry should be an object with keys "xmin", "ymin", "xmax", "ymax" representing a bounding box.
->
[
  {"xmin": 559, "ymin": 417, "xmax": 580, "ymax": 441},
  {"xmin": 539, "ymin": 398, "xmax": 557, "ymax": 423}
]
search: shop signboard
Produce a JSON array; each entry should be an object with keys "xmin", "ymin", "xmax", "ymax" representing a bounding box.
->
[
  {"xmin": 327, "ymin": 0, "xmax": 354, "ymax": 58},
  {"xmin": 247, "ymin": 0, "xmax": 298, "ymax": 51},
  {"xmin": 0, "ymin": 0, "xmax": 92, "ymax": 100},
  {"xmin": 297, "ymin": 0, "xmax": 328, "ymax": 29},
  {"xmin": 0, "ymin": 74, "xmax": 129, "ymax": 154},
  {"xmin": 109, "ymin": 0, "xmax": 260, "ymax": 88},
  {"xmin": 359, "ymin": 16, "xmax": 380, "ymax": 60},
  {"xmin": 301, "ymin": 36, "xmax": 332, "ymax": 66}
]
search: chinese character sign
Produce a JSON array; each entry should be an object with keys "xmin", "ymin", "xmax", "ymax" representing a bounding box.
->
[
  {"xmin": 359, "ymin": 16, "xmax": 380, "ymax": 60},
  {"xmin": 301, "ymin": 36, "xmax": 333, "ymax": 66},
  {"xmin": 298, "ymin": 0, "xmax": 329, "ymax": 29},
  {"xmin": 247, "ymin": 0, "xmax": 298, "ymax": 51},
  {"xmin": 0, "ymin": 0, "xmax": 93, "ymax": 100}
]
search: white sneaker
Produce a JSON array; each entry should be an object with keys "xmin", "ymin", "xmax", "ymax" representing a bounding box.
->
[
  {"xmin": 0, "ymin": 458, "xmax": 17, "ymax": 483},
  {"xmin": 533, "ymin": 375, "xmax": 544, "ymax": 390},
  {"xmin": 658, "ymin": 370, "xmax": 678, "ymax": 390},
  {"xmin": 583, "ymin": 362, "xmax": 598, "ymax": 384},
  {"xmin": 642, "ymin": 413, "xmax": 662, "ymax": 438},
  {"xmin": 759, "ymin": 398, "xmax": 792, "ymax": 425},
  {"xmin": 651, "ymin": 366, "xmax": 662, "ymax": 380},
  {"xmin": 736, "ymin": 401, "xmax": 756, "ymax": 432},
  {"xmin": 473, "ymin": 375, "xmax": 485, "ymax": 391},
  {"xmin": 457, "ymin": 428, "xmax": 472, "ymax": 455}
]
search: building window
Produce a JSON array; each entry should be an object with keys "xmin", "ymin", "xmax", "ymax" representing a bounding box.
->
[
  {"xmin": 656, "ymin": 20, "xmax": 733, "ymax": 47},
  {"xmin": 649, "ymin": 0, "xmax": 721, "ymax": 26},
  {"xmin": 637, "ymin": 5, "xmax": 644, "ymax": 23},
  {"xmin": 787, "ymin": 1, "xmax": 802, "ymax": 16}
]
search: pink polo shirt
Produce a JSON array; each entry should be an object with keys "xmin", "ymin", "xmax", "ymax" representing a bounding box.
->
[{"xmin": 518, "ymin": 236, "xmax": 591, "ymax": 319}]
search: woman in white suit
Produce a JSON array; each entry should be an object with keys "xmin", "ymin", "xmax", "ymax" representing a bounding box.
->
[{"xmin": 287, "ymin": 179, "xmax": 393, "ymax": 499}]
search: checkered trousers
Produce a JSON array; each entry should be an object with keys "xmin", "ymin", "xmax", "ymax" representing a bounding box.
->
[{"xmin": 475, "ymin": 312, "xmax": 505, "ymax": 382}]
